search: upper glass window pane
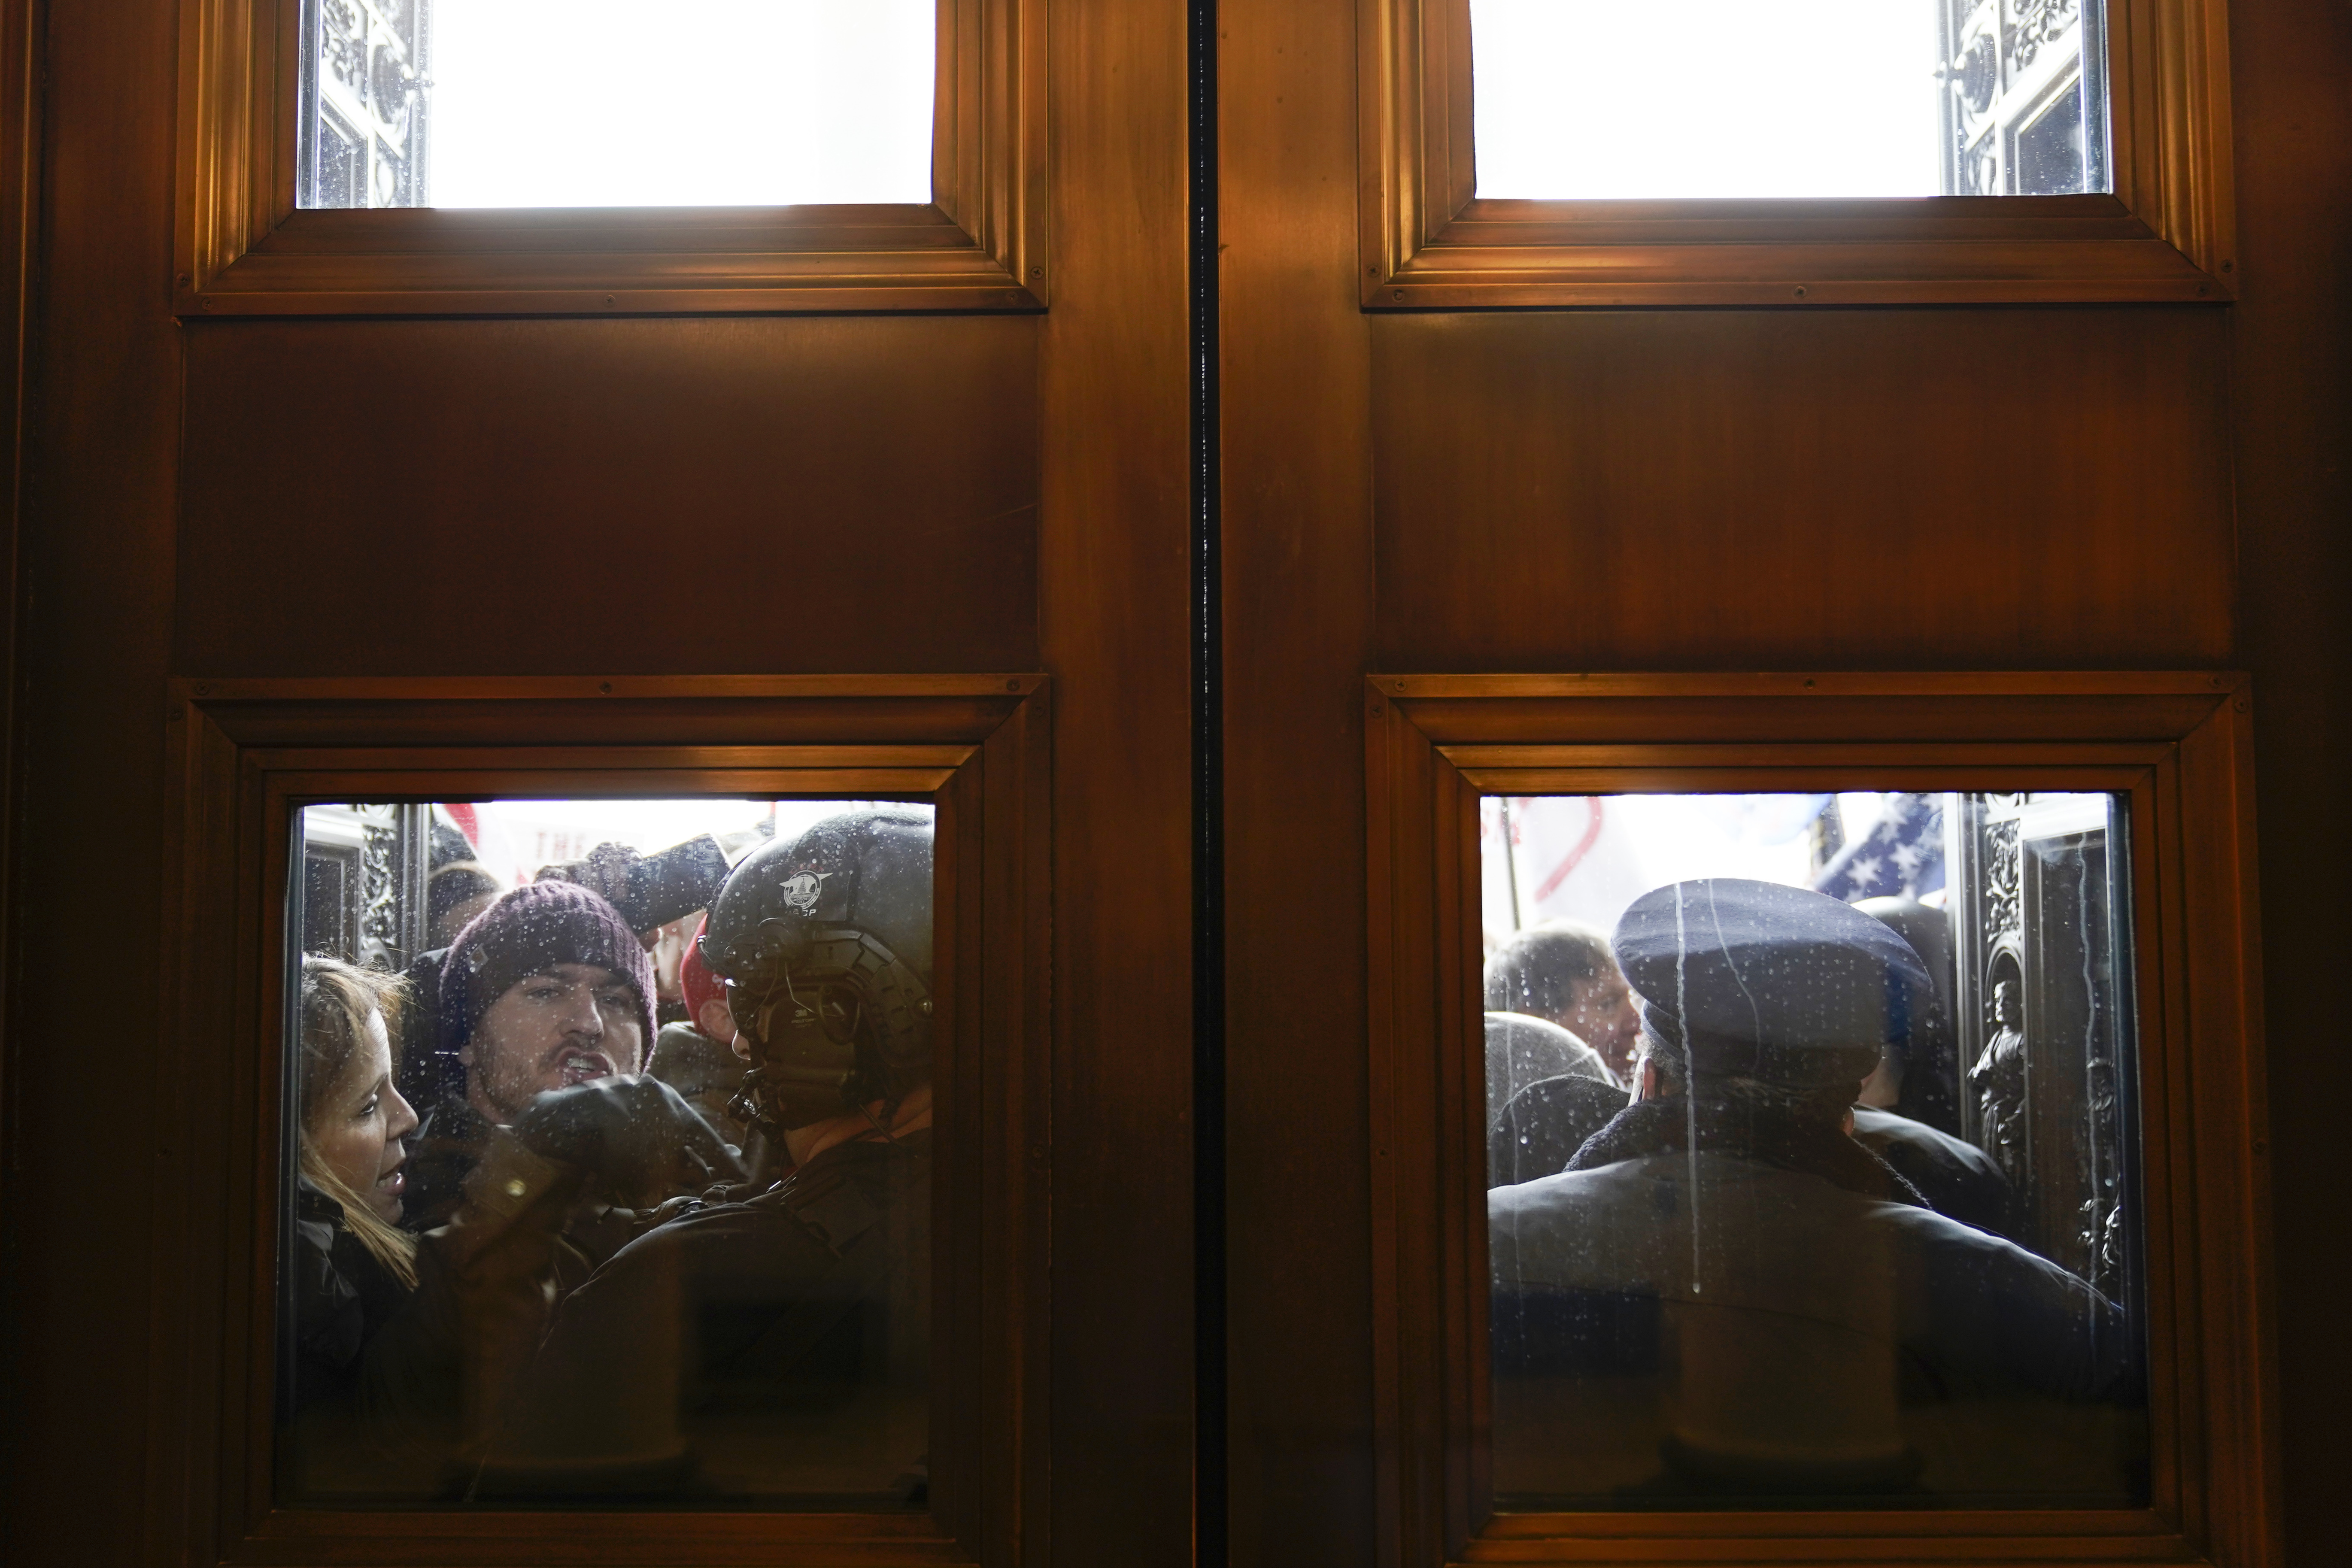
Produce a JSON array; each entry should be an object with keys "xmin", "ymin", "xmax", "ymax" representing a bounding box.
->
[
  {"xmin": 1470, "ymin": 0, "xmax": 2111, "ymax": 199},
  {"xmin": 282, "ymin": 798, "xmax": 937, "ymax": 1507},
  {"xmin": 297, "ymin": 1, "xmax": 936, "ymax": 210},
  {"xmin": 1484, "ymin": 792, "xmax": 2146, "ymax": 1508}
]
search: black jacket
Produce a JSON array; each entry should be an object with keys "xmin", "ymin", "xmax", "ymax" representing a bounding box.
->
[
  {"xmin": 284, "ymin": 1134, "xmax": 607, "ymax": 1501},
  {"xmin": 478, "ymin": 1129, "xmax": 933, "ymax": 1502},
  {"xmin": 401, "ymin": 1092, "xmax": 494, "ymax": 1234},
  {"xmin": 289, "ymin": 1179, "xmax": 413, "ymax": 1417},
  {"xmin": 1851, "ymin": 1105, "xmax": 2019, "ymax": 1241}
]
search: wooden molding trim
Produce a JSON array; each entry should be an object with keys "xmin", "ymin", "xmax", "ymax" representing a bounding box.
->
[
  {"xmin": 1359, "ymin": 0, "xmax": 2236, "ymax": 307},
  {"xmin": 0, "ymin": 0, "xmax": 35, "ymax": 1256},
  {"xmin": 1364, "ymin": 672, "xmax": 2278, "ymax": 1567},
  {"xmin": 145, "ymin": 676, "xmax": 1053, "ymax": 1565},
  {"xmin": 175, "ymin": 0, "xmax": 1048, "ymax": 315}
]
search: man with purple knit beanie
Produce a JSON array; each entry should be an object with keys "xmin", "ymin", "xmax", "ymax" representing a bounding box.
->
[
  {"xmin": 402, "ymin": 882, "xmax": 659, "ymax": 1231},
  {"xmin": 348, "ymin": 883, "xmax": 742, "ymax": 1479}
]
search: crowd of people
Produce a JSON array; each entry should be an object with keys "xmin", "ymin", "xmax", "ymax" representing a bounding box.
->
[
  {"xmin": 287, "ymin": 804, "xmax": 2138, "ymax": 1505},
  {"xmin": 286, "ymin": 806, "xmax": 934, "ymax": 1504},
  {"xmin": 1483, "ymin": 881, "xmax": 2139, "ymax": 1500}
]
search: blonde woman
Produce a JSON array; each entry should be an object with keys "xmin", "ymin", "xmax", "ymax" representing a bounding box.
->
[
  {"xmin": 286, "ymin": 947, "xmax": 745, "ymax": 1495},
  {"xmin": 291, "ymin": 955, "xmax": 421, "ymax": 1417}
]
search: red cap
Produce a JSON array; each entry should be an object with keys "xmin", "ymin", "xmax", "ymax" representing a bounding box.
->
[{"xmin": 680, "ymin": 912, "xmax": 727, "ymax": 1028}]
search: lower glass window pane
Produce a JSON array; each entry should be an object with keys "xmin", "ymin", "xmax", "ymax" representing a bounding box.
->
[
  {"xmin": 1483, "ymin": 792, "xmax": 2146, "ymax": 1508},
  {"xmin": 280, "ymin": 798, "xmax": 936, "ymax": 1507}
]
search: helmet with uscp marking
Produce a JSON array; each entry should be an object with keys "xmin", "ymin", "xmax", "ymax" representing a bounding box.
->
[{"xmin": 698, "ymin": 807, "xmax": 935, "ymax": 1135}]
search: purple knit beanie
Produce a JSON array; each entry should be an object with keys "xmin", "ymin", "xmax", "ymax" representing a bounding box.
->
[{"xmin": 439, "ymin": 882, "xmax": 657, "ymax": 1065}]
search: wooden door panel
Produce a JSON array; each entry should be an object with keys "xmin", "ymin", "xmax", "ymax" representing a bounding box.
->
[
  {"xmin": 11, "ymin": 0, "xmax": 1193, "ymax": 1562},
  {"xmin": 178, "ymin": 316, "xmax": 1041, "ymax": 676},
  {"xmin": 1220, "ymin": 3, "xmax": 2339, "ymax": 1568},
  {"xmin": 1372, "ymin": 309, "xmax": 2234, "ymax": 671}
]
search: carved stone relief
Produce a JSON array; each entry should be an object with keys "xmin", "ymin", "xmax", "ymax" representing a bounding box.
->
[
  {"xmin": 358, "ymin": 804, "xmax": 406, "ymax": 971},
  {"xmin": 1970, "ymin": 965, "xmax": 2030, "ymax": 1186},
  {"xmin": 302, "ymin": 0, "xmax": 430, "ymax": 209},
  {"xmin": 1939, "ymin": 0, "xmax": 2100, "ymax": 195},
  {"xmin": 1950, "ymin": 792, "xmax": 2135, "ymax": 1295},
  {"xmin": 2010, "ymin": 0, "xmax": 2086, "ymax": 73},
  {"xmin": 305, "ymin": 803, "xmax": 429, "ymax": 972}
]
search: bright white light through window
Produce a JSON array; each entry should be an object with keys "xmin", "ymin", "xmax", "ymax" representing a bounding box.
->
[
  {"xmin": 301, "ymin": 0, "xmax": 935, "ymax": 210},
  {"xmin": 432, "ymin": 0, "xmax": 932, "ymax": 207},
  {"xmin": 1471, "ymin": 0, "xmax": 1944, "ymax": 199}
]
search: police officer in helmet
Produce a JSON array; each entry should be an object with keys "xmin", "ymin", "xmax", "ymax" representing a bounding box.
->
[
  {"xmin": 703, "ymin": 807, "xmax": 935, "ymax": 1168},
  {"xmin": 479, "ymin": 807, "xmax": 937, "ymax": 1500}
]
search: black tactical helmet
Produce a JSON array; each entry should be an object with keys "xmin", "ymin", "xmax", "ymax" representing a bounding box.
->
[{"xmin": 698, "ymin": 807, "xmax": 934, "ymax": 1133}]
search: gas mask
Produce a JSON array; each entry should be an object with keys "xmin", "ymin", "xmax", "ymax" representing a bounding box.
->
[
  {"xmin": 700, "ymin": 807, "xmax": 937, "ymax": 1138},
  {"xmin": 723, "ymin": 925, "xmax": 932, "ymax": 1136}
]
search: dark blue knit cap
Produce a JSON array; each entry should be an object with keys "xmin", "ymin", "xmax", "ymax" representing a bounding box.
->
[{"xmin": 1610, "ymin": 878, "xmax": 1935, "ymax": 1088}]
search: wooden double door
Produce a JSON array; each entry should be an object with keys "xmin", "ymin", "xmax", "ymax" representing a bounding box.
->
[{"xmin": 4, "ymin": 0, "xmax": 2349, "ymax": 1564}]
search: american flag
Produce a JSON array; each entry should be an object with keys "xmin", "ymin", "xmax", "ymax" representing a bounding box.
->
[{"xmin": 1812, "ymin": 793, "xmax": 1944, "ymax": 902}]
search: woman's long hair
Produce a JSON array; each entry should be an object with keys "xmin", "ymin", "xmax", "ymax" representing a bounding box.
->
[{"xmin": 298, "ymin": 956, "xmax": 418, "ymax": 1289}]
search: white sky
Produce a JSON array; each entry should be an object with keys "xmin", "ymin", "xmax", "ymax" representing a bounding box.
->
[
  {"xmin": 1470, "ymin": 0, "xmax": 1944, "ymax": 198},
  {"xmin": 450, "ymin": 799, "xmax": 928, "ymax": 890},
  {"xmin": 1481, "ymin": 792, "xmax": 2122, "ymax": 949},
  {"xmin": 1484, "ymin": 795, "xmax": 1819, "ymax": 942},
  {"xmin": 1479, "ymin": 791, "xmax": 1936, "ymax": 941},
  {"xmin": 425, "ymin": 0, "xmax": 935, "ymax": 207}
]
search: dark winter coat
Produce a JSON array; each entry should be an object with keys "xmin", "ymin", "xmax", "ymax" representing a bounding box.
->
[
  {"xmin": 1492, "ymin": 1104, "xmax": 2133, "ymax": 1403},
  {"xmin": 1851, "ymin": 1105, "xmax": 2019, "ymax": 1241},
  {"xmin": 476, "ymin": 1129, "xmax": 933, "ymax": 1502},
  {"xmin": 289, "ymin": 1178, "xmax": 414, "ymax": 1418},
  {"xmin": 400, "ymin": 1092, "xmax": 495, "ymax": 1234}
]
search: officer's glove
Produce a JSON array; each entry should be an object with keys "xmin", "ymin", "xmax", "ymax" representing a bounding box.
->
[
  {"xmin": 510, "ymin": 1075, "xmax": 747, "ymax": 1206},
  {"xmin": 534, "ymin": 841, "xmax": 643, "ymax": 910}
]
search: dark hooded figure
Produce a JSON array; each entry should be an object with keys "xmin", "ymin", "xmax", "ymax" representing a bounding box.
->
[
  {"xmin": 1484, "ymin": 1010, "xmax": 1616, "ymax": 1126},
  {"xmin": 1488, "ymin": 879, "xmax": 2137, "ymax": 1501},
  {"xmin": 1488, "ymin": 1070, "xmax": 1630, "ymax": 1189}
]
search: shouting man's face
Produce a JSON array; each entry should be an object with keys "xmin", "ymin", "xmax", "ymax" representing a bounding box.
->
[{"xmin": 462, "ymin": 962, "xmax": 646, "ymax": 1123}]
